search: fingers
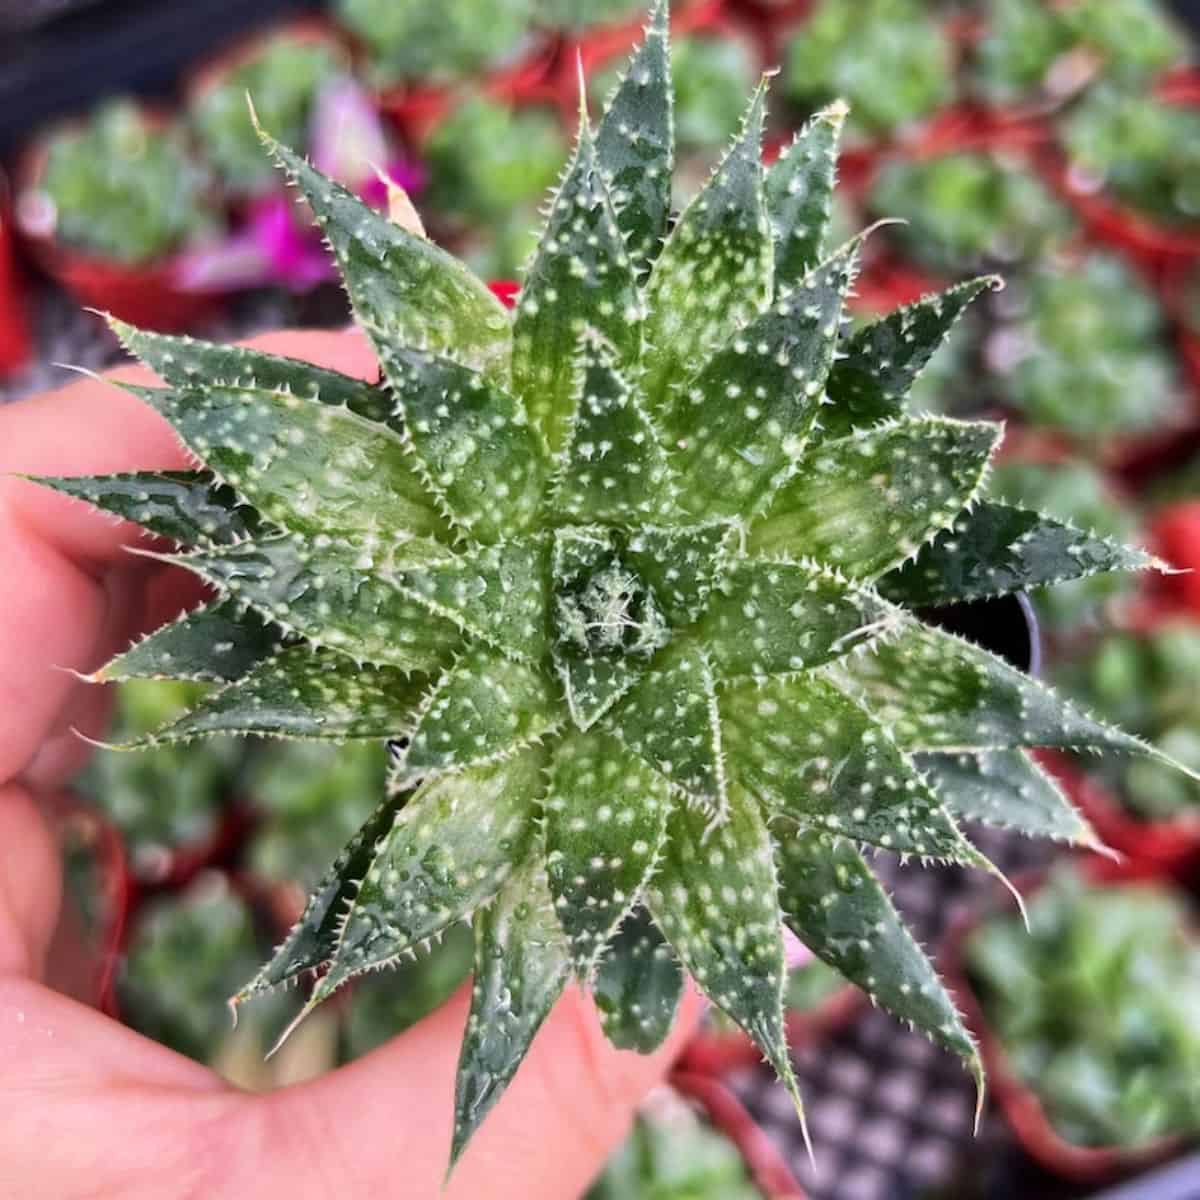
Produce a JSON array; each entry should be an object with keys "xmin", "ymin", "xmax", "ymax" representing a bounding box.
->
[
  {"xmin": 0, "ymin": 327, "xmax": 375, "ymax": 786},
  {"xmin": 254, "ymin": 981, "xmax": 704, "ymax": 1200}
]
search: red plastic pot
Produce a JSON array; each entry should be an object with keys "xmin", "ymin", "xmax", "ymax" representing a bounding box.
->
[
  {"xmin": 14, "ymin": 107, "xmax": 226, "ymax": 331},
  {"xmin": 379, "ymin": 37, "xmax": 562, "ymax": 144},
  {"xmin": 0, "ymin": 175, "xmax": 33, "ymax": 375},
  {"xmin": 942, "ymin": 855, "xmax": 1193, "ymax": 1184},
  {"xmin": 1038, "ymin": 751, "xmax": 1200, "ymax": 882}
]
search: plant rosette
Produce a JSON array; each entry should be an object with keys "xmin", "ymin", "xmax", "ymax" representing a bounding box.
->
[
  {"xmin": 33, "ymin": 2, "xmax": 1194, "ymax": 1174},
  {"xmin": 14, "ymin": 103, "xmax": 226, "ymax": 331},
  {"xmin": 942, "ymin": 856, "xmax": 1198, "ymax": 1184}
]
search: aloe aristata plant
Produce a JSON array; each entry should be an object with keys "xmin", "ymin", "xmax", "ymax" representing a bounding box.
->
[{"xmin": 36, "ymin": 2, "xmax": 1189, "ymax": 1170}]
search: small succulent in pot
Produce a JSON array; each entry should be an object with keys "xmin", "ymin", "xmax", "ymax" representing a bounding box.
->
[
  {"xmin": 1061, "ymin": 85, "xmax": 1200, "ymax": 230},
  {"xmin": 22, "ymin": 99, "xmax": 220, "ymax": 266},
  {"xmin": 867, "ymin": 153, "xmax": 1072, "ymax": 275},
  {"xmin": 335, "ymin": 0, "xmax": 534, "ymax": 89},
  {"xmin": 783, "ymin": 0, "xmax": 954, "ymax": 137},
  {"xmin": 190, "ymin": 32, "xmax": 350, "ymax": 197},
  {"xmin": 968, "ymin": 862, "xmax": 1200, "ymax": 1151},
  {"xmin": 38, "ymin": 2, "xmax": 1189, "ymax": 1171}
]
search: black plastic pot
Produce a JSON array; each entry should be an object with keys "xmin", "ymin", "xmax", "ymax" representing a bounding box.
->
[{"xmin": 922, "ymin": 591, "xmax": 1042, "ymax": 676}]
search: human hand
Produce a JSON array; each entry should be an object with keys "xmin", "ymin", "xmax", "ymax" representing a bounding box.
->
[{"xmin": 0, "ymin": 328, "xmax": 700, "ymax": 1200}]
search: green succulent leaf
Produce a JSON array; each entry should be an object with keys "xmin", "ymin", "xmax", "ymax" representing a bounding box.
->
[
  {"xmin": 95, "ymin": 597, "xmax": 281, "ymax": 684},
  {"xmin": 839, "ymin": 619, "xmax": 1167, "ymax": 762},
  {"xmin": 880, "ymin": 502, "xmax": 1161, "ymax": 607},
  {"xmin": 766, "ymin": 101, "xmax": 846, "ymax": 286},
  {"xmin": 129, "ymin": 381, "xmax": 445, "ymax": 541},
  {"xmin": 647, "ymin": 786, "xmax": 806, "ymax": 1127},
  {"xmin": 259, "ymin": 129, "xmax": 512, "ymax": 385},
  {"xmin": 394, "ymin": 535, "xmax": 552, "ymax": 662},
  {"xmin": 544, "ymin": 728, "xmax": 672, "ymax": 972},
  {"xmin": 551, "ymin": 332, "xmax": 676, "ymax": 524},
  {"xmin": 594, "ymin": 0, "xmax": 673, "ymax": 277},
  {"xmin": 642, "ymin": 79, "xmax": 772, "ymax": 415},
  {"xmin": 592, "ymin": 906, "xmax": 683, "ymax": 1053},
  {"xmin": 622, "ymin": 522, "xmax": 733, "ymax": 626},
  {"xmin": 513, "ymin": 119, "xmax": 641, "ymax": 458},
  {"xmin": 821, "ymin": 276, "xmax": 1001, "ymax": 439},
  {"xmin": 307, "ymin": 747, "xmax": 545, "ymax": 1005},
  {"xmin": 163, "ymin": 532, "xmax": 464, "ymax": 671},
  {"xmin": 29, "ymin": 470, "xmax": 256, "ymax": 546},
  {"xmin": 918, "ymin": 749, "xmax": 1098, "ymax": 847},
  {"xmin": 451, "ymin": 859, "xmax": 571, "ymax": 1166},
  {"xmin": 608, "ymin": 643, "xmax": 726, "ymax": 812},
  {"xmin": 236, "ymin": 794, "xmax": 404, "ymax": 1001},
  {"xmin": 393, "ymin": 646, "xmax": 560, "ymax": 785},
  {"xmin": 117, "ymin": 645, "xmax": 427, "ymax": 745},
  {"xmin": 723, "ymin": 674, "xmax": 979, "ymax": 861},
  {"xmin": 376, "ymin": 344, "xmax": 547, "ymax": 542},
  {"xmin": 699, "ymin": 557, "xmax": 893, "ymax": 678},
  {"xmin": 661, "ymin": 237, "xmax": 862, "ymax": 520},
  {"xmin": 776, "ymin": 828, "xmax": 981, "ymax": 1091},
  {"xmin": 107, "ymin": 319, "xmax": 394, "ymax": 423},
  {"xmin": 748, "ymin": 417, "xmax": 1001, "ymax": 577}
]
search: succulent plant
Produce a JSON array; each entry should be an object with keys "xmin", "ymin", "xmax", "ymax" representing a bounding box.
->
[
  {"xmin": 868, "ymin": 153, "xmax": 1072, "ymax": 274},
  {"xmin": 334, "ymin": 0, "xmax": 533, "ymax": 88},
  {"xmin": 1055, "ymin": 626, "xmax": 1200, "ymax": 822},
  {"xmin": 40, "ymin": 5, "xmax": 1188, "ymax": 1170},
  {"xmin": 33, "ymin": 99, "xmax": 219, "ymax": 264},
  {"xmin": 1062, "ymin": 85, "xmax": 1200, "ymax": 228},
  {"xmin": 995, "ymin": 253, "xmax": 1180, "ymax": 439},
  {"xmin": 969, "ymin": 863, "xmax": 1200, "ymax": 1148},
  {"xmin": 784, "ymin": 0, "xmax": 954, "ymax": 136},
  {"xmin": 79, "ymin": 679, "xmax": 241, "ymax": 880},
  {"xmin": 587, "ymin": 1102, "xmax": 759, "ymax": 1200},
  {"xmin": 191, "ymin": 35, "xmax": 347, "ymax": 195}
]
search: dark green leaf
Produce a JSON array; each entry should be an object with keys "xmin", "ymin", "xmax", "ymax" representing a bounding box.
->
[
  {"xmin": 724, "ymin": 673, "xmax": 980, "ymax": 861},
  {"xmin": 646, "ymin": 787, "xmax": 806, "ymax": 1127},
  {"xmin": 622, "ymin": 522, "xmax": 734, "ymax": 626},
  {"xmin": 821, "ymin": 276, "xmax": 1001, "ymax": 439},
  {"xmin": 513, "ymin": 118, "xmax": 641, "ymax": 457},
  {"xmin": 642, "ymin": 79, "xmax": 772, "ymax": 415},
  {"xmin": 699, "ymin": 557, "xmax": 892, "ymax": 679},
  {"xmin": 880, "ymin": 502, "xmax": 1161, "ymax": 607},
  {"xmin": 451, "ymin": 859, "xmax": 571, "ymax": 1165},
  {"xmin": 592, "ymin": 907, "xmax": 683, "ymax": 1053},
  {"xmin": 120, "ymin": 645, "xmax": 427, "ymax": 744},
  {"xmin": 259, "ymin": 131, "xmax": 512, "ymax": 385},
  {"xmin": 96, "ymin": 597, "xmax": 280, "ymax": 683},
  {"xmin": 393, "ymin": 646, "xmax": 560, "ymax": 785},
  {"xmin": 376, "ymin": 343, "xmax": 546, "ymax": 542},
  {"xmin": 395, "ymin": 535, "xmax": 552, "ymax": 662},
  {"xmin": 608, "ymin": 643, "xmax": 726, "ymax": 812},
  {"xmin": 551, "ymin": 332, "xmax": 675, "ymax": 523},
  {"xmin": 544, "ymin": 728, "xmax": 672, "ymax": 972},
  {"xmin": 917, "ymin": 749, "xmax": 1098, "ymax": 847},
  {"xmin": 776, "ymin": 828, "xmax": 981, "ymax": 1091},
  {"xmin": 164, "ymin": 532, "xmax": 464, "ymax": 672},
  {"xmin": 594, "ymin": 0, "xmax": 673, "ymax": 277},
  {"xmin": 749, "ymin": 417, "xmax": 1000, "ymax": 577},
  {"xmin": 29, "ymin": 470, "xmax": 256, "ymax": 546},
  {"xmin": 661, "ymin": 238, "xmax": 862, "ymax": 519},
  {"xmin": 766, "ymin": 101, "xmax": 846, "ymax": 287}
]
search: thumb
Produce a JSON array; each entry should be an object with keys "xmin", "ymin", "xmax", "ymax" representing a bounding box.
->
[{"xmin": 255, "ymin": 980, "xmax": 704, "ymax": 1200}]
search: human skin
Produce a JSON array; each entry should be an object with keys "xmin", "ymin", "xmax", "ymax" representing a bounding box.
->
[{"xmin": 0, "ymin": 327, "xmax": 700, "ymax": 1200}]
